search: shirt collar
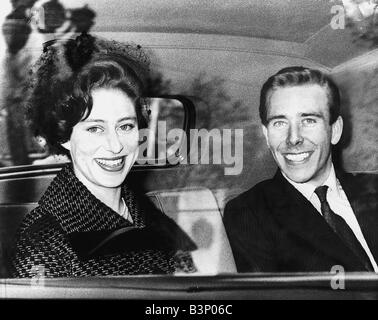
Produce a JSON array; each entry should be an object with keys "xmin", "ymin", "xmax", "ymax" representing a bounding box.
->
[
  {"xmin": 283, "ymin": 164, "xmax": 340, "ymax": 201},
  {"xmin": 323, "ymin": 165, "xmax": 340, "ymax": 196}
]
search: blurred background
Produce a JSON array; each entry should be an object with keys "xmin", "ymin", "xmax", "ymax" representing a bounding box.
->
[{"xmin": 0, "ymin": 0, "xmax": 377, "ymax": 193}]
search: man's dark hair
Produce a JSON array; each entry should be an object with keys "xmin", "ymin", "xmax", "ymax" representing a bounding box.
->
[{"xmin": 259, "ymin": 66, "xmax": 341, "ymax": 126}]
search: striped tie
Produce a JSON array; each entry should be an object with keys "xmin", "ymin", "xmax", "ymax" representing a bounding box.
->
[{"xmin": 315, "ymin": 185, "xmax": 373, "ymax": 271}]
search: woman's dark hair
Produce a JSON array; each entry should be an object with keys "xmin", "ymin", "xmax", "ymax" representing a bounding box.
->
[
  {"xmin": 259, "ymin": 66, "xmax": 341, "ymax": 126},
  {"xmin": 26, "ymin": 34, "xmax": 150, "ymax": 155}
]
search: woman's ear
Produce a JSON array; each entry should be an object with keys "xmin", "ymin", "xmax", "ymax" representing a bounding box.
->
[{"xmin": 61, "ymin": 141, "xmax": 71, "ymax": 151}]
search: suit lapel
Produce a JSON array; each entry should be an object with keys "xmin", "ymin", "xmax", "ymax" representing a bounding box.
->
[
  {"xmin": 337, "ymin": 171, "xmax": 378, "ymax": 263},
  {"xmin": 269, "ymin": 170, "xmax": 368, "ymax": 270}
]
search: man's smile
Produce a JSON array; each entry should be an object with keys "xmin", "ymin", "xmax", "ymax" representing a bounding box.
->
[{"xmin": 282, "ymin": 151, "xmax": 313, "ymax": 164}]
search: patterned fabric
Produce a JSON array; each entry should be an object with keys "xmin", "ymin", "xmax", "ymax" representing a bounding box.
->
[{"xmin": 12, "ymin": 164, "xmax": 196, "ymax": 277}]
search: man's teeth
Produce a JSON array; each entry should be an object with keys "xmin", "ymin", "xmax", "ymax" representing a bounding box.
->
[
  {"xmin": 96, "ymin": 158, "xmax": 124, "ymax": 167},
  {"xmin": 285, "ymin": 152, "xmax": 310, "ymax": 162}
]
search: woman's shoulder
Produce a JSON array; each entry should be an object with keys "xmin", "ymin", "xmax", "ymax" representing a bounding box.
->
[
  {"xmin": 18, "ymin": 206, "xmax": 65, "ymax": 239},
  {"xmin": 12, "ymin": 206, "xmax": 73, "ymax": 278},
  {"xmin": 14, "ymin": 206, "xmax": 72, "ymax": 264}
]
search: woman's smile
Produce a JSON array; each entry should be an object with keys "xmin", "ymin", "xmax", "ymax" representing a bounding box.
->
[{"xmin": 95, "ymin": 156, "xmax": 126, "ymax": 172}]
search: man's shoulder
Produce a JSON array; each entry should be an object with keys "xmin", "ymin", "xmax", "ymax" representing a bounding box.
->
[
  {"xmin": 349, "ymin": 171, "xmax": 378, "ymax": 180},
  {"xmin": 338, "ymin": 170, "xmax": 378, "ymax": 192},
  {"xmin": 225, "ymin": 176, "xmax": 276, "ymax": 209}
]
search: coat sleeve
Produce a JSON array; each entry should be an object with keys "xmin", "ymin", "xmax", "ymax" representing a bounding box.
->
[
  {"xmin": 223, "ymin": 194, "xmax": 277, "ymax": 273},
  {"xmin": 11, "ymin": 222, "xmax": 72, "ymax": 278}
]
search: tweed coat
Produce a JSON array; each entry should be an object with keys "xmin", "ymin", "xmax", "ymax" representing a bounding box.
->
[{"xmin": 12, "ymin": 164, "xmax": 196, "ymax": 277}]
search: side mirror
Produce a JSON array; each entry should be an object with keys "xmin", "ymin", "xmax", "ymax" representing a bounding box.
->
[{"xmin": 136, "ymin": 96, "xmax": 195, "ymax": 167}]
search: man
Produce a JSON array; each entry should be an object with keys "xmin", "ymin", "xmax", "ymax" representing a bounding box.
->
[{"xmin": 224, "ymin": 66, "xmax": 378, "ymax": 273}]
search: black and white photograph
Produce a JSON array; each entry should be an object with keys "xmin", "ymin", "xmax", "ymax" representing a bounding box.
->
[{"xmin": 0, "ymin": 0, "xmax": 378, "ymax": 304}]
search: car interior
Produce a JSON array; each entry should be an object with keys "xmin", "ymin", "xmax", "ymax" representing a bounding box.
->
[{"xmin": 0, "ymin": 0, "xmax": 378, "ymax": 299}]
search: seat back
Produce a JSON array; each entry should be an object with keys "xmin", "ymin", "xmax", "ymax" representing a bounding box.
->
[
  {"xmin": 0, "ymin": 187, "xmax": 236, "ymax": 277},
  {"xmin": 0, "ymin": 203, "xmax": 37, "ymax": 277},
  {"xmin": 147, "ymin": 187, "xmax": 237, "ymax": 274}
]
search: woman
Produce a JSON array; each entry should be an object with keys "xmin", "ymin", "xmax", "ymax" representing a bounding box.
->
[{"xmin": 12, "ymin": 33, "xmax": 196, "ymax": 277}]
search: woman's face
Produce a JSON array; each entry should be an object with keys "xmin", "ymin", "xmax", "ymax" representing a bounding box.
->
[{"xmin": 62, "ymin": 87, "xmax": 139, "ymax": 191}]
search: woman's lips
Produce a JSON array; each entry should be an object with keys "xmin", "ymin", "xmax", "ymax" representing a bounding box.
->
[{"xmin": 95, "ymin": 156, "xmax": 125, "ymax": 172}]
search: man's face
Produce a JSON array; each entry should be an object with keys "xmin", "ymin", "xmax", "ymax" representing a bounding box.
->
[{"xmin": 262, "ymin": 84, "xmax": 343, "ymax": 186}]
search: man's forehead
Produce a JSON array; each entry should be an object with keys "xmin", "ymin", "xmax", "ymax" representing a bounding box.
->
[
  {"xmin": 271, "ymin": 84, "xmax": 327, "ymax": 99},
  {"xmin": 268, "ymin": 84, "xmax": 329, "ymax": 115}
]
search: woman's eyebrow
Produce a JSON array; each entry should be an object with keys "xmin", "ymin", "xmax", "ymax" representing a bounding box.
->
[
  {"xmin": 83, "ymin": 117, "xmax": 137, "ymax": 123},
  {"xmin": 118, "ymin": 116, "xmax": 137, "ymax": 122},
  {"xmin": 83, "ymin": 119, "xmax": 104, "ymax": 123}
]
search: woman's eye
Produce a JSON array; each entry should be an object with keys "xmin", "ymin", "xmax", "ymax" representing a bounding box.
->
[
  {"xmin": 87, "ymin": 126, "xmax": 103, "ymax": 133},
  {"xmin": 119, "ymin": 123, "xmax": 135, "ymax": 131}
]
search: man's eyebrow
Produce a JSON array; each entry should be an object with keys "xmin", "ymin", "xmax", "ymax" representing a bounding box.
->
[
  {"xmin": 300, "ymin": 112, "xmax": 324, "ymax": 118},
  {"xmin": 266, "ymin": 115, "xmax": 286, "ymax": 122}
]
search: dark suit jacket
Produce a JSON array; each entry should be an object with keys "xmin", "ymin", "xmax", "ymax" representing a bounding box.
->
[{"xmin": 223, "ymin": 170, "xmax": 378, "ymax": 272}]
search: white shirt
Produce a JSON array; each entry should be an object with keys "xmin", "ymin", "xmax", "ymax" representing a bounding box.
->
[{"xmin": 284, "ymin": 165, "xmax": 378, "ymax": 272}]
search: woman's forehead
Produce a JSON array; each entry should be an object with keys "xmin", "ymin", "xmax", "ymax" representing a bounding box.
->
[{"xmin": 88, "ymin": 87, "xmax": 137, "ymax": 120}]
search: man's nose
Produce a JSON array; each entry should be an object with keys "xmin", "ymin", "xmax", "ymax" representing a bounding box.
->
[
  {"xmin": 105, "ymin": 130, "xmax": 124, "ymax": 154},
  {"xmin": 286, "ymin": 124, "xmax": 304, "ymax": 146}
]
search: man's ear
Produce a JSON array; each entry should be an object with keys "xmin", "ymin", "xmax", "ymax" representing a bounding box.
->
[
  {"xmin": 331, "ymin": 116, "xmax": 343, "ymax": 145},
  {"xmin": 61, "ymin": 140, "xmax": 71, "ymax": 151},
  {"xmin": 262, "ymin": 125, "xmax": 270, "ymax": 147}
]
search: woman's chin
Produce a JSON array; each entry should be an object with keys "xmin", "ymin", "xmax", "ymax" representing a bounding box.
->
[
  {"xmin": 95, "ymin": 176, "xmax": 126, "ymax": 189},
  {"xmin": 90, "ymin": 166, "xmax": 130, "ymax": 188}
]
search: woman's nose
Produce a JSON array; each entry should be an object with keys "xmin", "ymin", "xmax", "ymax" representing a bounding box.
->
[
  {"xmin": 286, "ymin": 124, "xmax": 304, "ymax": 146},
  {"xmin": 105, "ymin": 131, "xmax": 124, "ymax": 154}
]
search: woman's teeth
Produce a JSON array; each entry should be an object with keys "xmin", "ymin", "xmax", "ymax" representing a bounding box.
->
[
  {"xmin": 285, "ymin": 152, "xmax": 310, "ymax": 162},
  {"xmin": 96, "ymin": 158, "xmax": 124, "ymax": 167}
]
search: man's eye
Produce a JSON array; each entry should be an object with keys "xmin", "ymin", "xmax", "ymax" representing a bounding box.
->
[
  {"xmin": 87, "ymin": 126, "xmax": 103, "ymax": 133},
  {"xmin": 303, "ymin": 118, "xmax": 316, "ymax": 125},
  {"xmin": 272, "ymin": 121, "xmax": 286, "ymax": 128}
]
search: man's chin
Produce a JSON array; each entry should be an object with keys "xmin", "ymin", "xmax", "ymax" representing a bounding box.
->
[{"xmin": 281, "ymin": 168, "xmax": 313, "ymax": 184}]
